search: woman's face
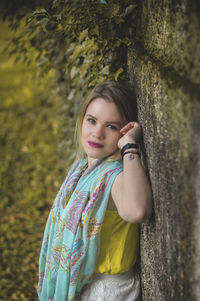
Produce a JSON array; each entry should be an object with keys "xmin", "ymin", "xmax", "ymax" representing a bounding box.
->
[{"xmin": 81, "ymin": 97, "xmax": 124, "ymax": 166}]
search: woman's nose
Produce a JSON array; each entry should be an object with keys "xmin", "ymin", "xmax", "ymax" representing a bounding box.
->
[{"xmin": 92, "ymin": 125, "xmax": 104, "ymax": 139}]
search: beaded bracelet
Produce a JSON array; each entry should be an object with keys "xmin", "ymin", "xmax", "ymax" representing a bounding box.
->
[
  {"xmin": 120, "ymin": 143, "xmax": 138, "ymax": 157},
  {"xmin": 122, "ymin": 150, "xmax": 141, "ymax": 159}
]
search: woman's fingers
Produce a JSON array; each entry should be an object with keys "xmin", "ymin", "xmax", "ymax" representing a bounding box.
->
[
  {"xmin": 120, "ymin": 122, "xmax": 135, "ymax": 134},
  {"xmin": 118, "ymin": 122, "xmax": 141, "ymax": 148}
]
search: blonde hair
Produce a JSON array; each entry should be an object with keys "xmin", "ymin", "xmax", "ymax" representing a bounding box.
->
[{"xmin": 74, "ymin": 81, "xmax": 137, "ymax": 161}]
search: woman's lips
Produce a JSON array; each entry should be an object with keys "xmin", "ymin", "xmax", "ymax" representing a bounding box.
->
[{"xmin": 88, "ymin": 141, "xmax": 104, "ymax": 148}]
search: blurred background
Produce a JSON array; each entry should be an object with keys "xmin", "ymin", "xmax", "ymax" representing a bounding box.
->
[{"xmin": 0, "ymin": 18, "xmax": 72, "ymax": 301}]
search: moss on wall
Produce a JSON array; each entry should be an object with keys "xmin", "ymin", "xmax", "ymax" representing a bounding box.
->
[
  {"xmin": 128, "ymin": 0, "xmax": 200, "ymax": 300},
  {"xmin": 136, "ymin": 0, "xmax": 200, "ymax": 84}
]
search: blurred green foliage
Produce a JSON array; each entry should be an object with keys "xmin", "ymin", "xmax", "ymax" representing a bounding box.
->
[{"xmin": 0, "ymin": 22, "xmax": 74, "ymax": 301}]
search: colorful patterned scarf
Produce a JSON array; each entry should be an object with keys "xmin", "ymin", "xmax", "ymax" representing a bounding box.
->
[{"xmin": 38, "ymin": 158, "xmax": 123, "ymax": 301}]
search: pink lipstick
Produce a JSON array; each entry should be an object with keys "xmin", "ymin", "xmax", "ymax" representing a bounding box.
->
[{"xmin": 88, "ymin": 141, "xmax": 104, "ymax": 148}]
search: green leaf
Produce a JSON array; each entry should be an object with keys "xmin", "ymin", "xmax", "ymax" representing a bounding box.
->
[
  {"xmin": 110, "ymin": 4, "xmax": 120, "ymax": 17},
  {"xmin": 69, "ymin": 44, "xmax": 83, "ymax": 61},
  {"xmin": 125, "ymin": 4, "xmax": 137, "ymax": 15},
  {"xmin": 114, "ymin": 67, "xmax": 123, "ymax": 80},
  {"xmin": 80, "ymin": 63, "xmax": 89, "ymax": 78},
  {"xmin": 78, "ymin": 29, "xmax": 88, "ymax": 43},
  {"xmin": 70, "ymin": 66, "xmax": 78, "ymax": 79}
]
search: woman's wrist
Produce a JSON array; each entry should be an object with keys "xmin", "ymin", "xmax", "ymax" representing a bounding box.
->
[
  {"xmin": 120, "ymin": 142, "xmax": 140, "ymax": 159},
  {"xmin": 122, "ymin": 149, "xmax": 141, "ymax": 159},
  {"xmin": 118, "ymin": 139, "xmax": 137, "ymax": 150}
]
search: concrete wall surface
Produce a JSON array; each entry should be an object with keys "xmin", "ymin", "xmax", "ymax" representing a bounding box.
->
[{"xmin": 128, "ymin": 1, "xmax": 200, "ymax": 300}]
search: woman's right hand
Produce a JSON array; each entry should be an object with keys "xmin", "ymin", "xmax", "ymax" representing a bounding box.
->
[{"xmin": 118, "ymin": 122, "xmax": 141, "ymax": 149}]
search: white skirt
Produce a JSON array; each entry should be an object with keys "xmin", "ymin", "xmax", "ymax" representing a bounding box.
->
[{"xmin": 76, "ymin": 268, "xmax": 140, "ymax": 301}]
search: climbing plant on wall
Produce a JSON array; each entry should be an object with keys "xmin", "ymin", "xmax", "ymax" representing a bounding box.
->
[{"xmin": 5, "ymin": 0, "xmax": 137, "ymax": 97}]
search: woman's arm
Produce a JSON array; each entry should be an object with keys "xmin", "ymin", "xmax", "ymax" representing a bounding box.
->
[{"xmin": 111, "ymin": 122, "xmax": 152, "ymax": 223}]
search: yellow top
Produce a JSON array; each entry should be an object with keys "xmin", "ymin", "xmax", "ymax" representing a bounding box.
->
[
  {"xmin": 64, "ymin": 197, "xmax": 138, "ymax": 275},
  {"xmin": 95, "ymin": 209, "xmax": 138, "ymax": 275}
]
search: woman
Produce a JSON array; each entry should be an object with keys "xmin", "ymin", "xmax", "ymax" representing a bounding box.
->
[{"xmin": 38, "ymin": 81, "xmax": 152, "ymax": 301}]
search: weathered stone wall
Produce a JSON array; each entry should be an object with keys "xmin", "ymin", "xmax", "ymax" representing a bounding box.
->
[{"xmin": 127, "ymin": 1, "xmax": 200, "ymax": 300}]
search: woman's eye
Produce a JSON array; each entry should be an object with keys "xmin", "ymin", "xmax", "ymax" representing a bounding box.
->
[
  {"xmin": 107, "ymin": 124, "xmax": 117, "ymax": 130},
  {"xmin": 87, "ymin": 118, "xmax": 96, "ymax": 124}
]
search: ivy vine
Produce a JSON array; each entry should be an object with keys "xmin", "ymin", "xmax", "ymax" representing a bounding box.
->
[{"xmin": 4, "ymin": 0, "xmax": 137, "ymax": 99}]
